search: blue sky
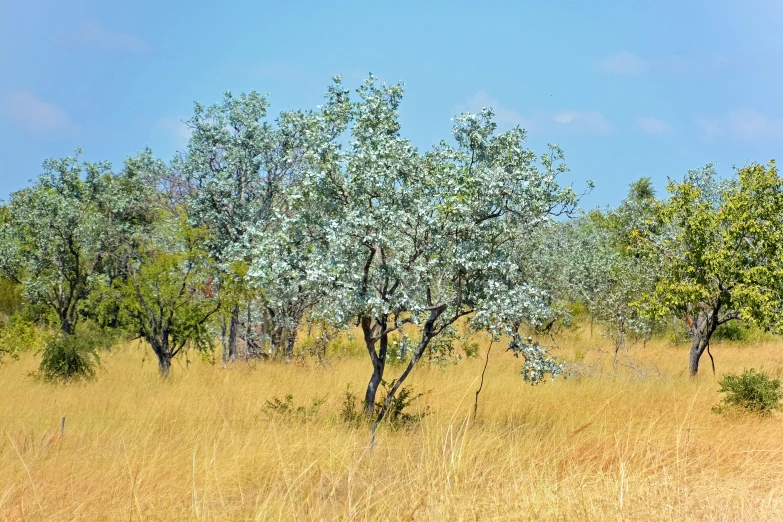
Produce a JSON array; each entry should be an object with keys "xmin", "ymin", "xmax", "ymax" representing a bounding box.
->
[{"xmin": 2, "ymin": 0, "xmax": 782, "ymax": 207}]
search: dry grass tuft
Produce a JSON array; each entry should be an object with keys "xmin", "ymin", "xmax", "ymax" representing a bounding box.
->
[{"xmin": 2, "ymin": 329, "xmax": 783, "ymax": 521}]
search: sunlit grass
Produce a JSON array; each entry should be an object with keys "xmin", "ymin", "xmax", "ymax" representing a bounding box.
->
[{"xmin": 2, "ymin": 328, "xmax": 783, "ymax": 520}]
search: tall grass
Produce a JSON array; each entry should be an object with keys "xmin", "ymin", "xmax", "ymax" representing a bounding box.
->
[{"xmin": 2, "ymin": 329, "xmax": 783, "ymax": 520}]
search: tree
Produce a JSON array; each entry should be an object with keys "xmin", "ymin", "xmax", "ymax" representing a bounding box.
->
[
  {"xmin": 121, "ymin": 228, "xmax": 219, "ymax": 376},
  {"xmin": 0, "ymin": 151, "xmax": 113, "ymax": 334},
  {"xmin": 116, "ymin": 153, "xmax": 221, "ymax": 376},
  {"xmin": 184, "ymin": 84, "xmax": 351, "ymax": 360},
  {"xmin": 521, "ymin": 180, "xmax": 659, "ymax": 365},
  {"xmin": 288, "ymin": 77, "xmax": 580, "ymax": 419},
  {"xmin": 634, "ymin": 162, "xmax": 783, "ymax": 375}
]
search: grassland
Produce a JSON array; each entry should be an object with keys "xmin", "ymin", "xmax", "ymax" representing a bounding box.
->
[{"xmin": 2, "ymin": 328, "xmax": 783, "ymax": 521}]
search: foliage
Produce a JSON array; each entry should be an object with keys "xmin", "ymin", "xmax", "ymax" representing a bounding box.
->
[
  {"xmin": 713, "ymin": 369, "xmax": 782, "ymax": 416},
  {"xmin": 339, "ymin": 381, "xmax": 428, "ymax": 429},
  {"xmin": 119, "ymin": 221, "xmax": 220, "ymax": 376},
  {"xmin": 0, "ymin": 278, "xmax": 23, "ymax": 318},
  {"xmin": 265, "ymin": 394, "xmax": 325, "ymax": 421},
  {"xmin": 633, "ymin": 162, "xmax": 783, "ymax": 374},
  {"xmin": 518, "ymin": 178, "xmax": 659, "ymax": 357},
  {"xmin": 265, "ymin": 76, "xmax": 583, "ymax": 418},
  {"xmin": 506, "ymin": 335, "xmax": 566, "ymax": 384},
  {"xmin": 35, "ymin": 329, "xmax": 104, "ymax": 383},
  {"xmin": 0, "ymin": 317, "xmax": 45, "ymax": 363},
  {"xmin": 375, "ymin": 379, "xmax": 428, "ymax": 429},
  {"xmin": 463, "ymin": 341, "xmax": 480, "ymax": 358},
  {"xmin": 713, "ymin": 322, "xmax": 753, "ymax": 342},
  {"xmin": 340, "ymin": 386, "xmax": 361, "ymax": 424},
  {"xmin": 9, "ymin": 75, "xmax": 783, "ymax": 398},
  {"xmin": 0, "ymin": 152, "xmax": 111, "ymax": 334}
]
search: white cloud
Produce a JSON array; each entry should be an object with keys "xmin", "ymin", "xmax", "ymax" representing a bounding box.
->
[
  {"xmin": 595, "ymin": 52, "xmax": 651, "ymax": 76},
  {"xmin": 696, "ymin": 109, "xmax": 783, "ymax": 142},
  {"xmin": 3, "ymin": 90, "xmax": 73, "ymax": 136},
  {"xmin": 725, "ymin": 109, "xmax": 783, "ymax": 141},
  {"xmin": 456, "ymin": 90, "xmax": 538, "ymax": 131},
  {"xmin": 65, "ymin": 22, "xmax": 151, "ymax": 53},
  {"xmin": 455, "ymin": 92, "xmax": 612, "ymax": 137},
  {"xmin": 552, "ymin": 111, "xmax": 613, "ymax": 133},
  {"xmin": 636, "ymin": 116, "xmax": 670, "ymax": 135},
  {"xmin": 596, "ymin": 52, "xmax": 728, "ymax": 77},
  {"xmin": 155, "ymin": 117, "xmax": 192, "ymax": 149}
]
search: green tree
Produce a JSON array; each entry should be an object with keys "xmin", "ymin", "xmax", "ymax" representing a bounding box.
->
[
  {"xmin": 634, "ymin": 162, "xmax": 783, "ymax": 375},
  {"xmin": 120, "ymin": 228, "xmax": 219, "ymax": 376},
  {"xmin": 115, "ymin": 155, "xmax": 221, "ymax": 376}
]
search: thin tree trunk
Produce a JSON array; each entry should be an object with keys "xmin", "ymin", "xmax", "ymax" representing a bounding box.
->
[
  {"xmin": 245, "ymin": 303, "xmax": 251, "ymax": 360},
  {"xmin": 688, "ymin": 311, "xmax": 717, "ymax": 376},
  {"xmin": 473, "ymin": 339, "xmax": 494, "ymax": 418},
  {"xmin": 228, "ymin": 304, "xmax": 239, "ymax": 361},
  {"xmin": 376, "ymin": 306, "xmax": 445, "ymax": 423},
  {"xmin": 220, "ymin": 314, "xmax": 228, "ymax": 364},
  {"xmin": 284, "ymin": 331, "xmax": 296, "ymax": 360},
  {"xmin": 59, "ymin": 310, "xmax": 76, "ymax": 336},
  {"xmin": 261, "ymin": 309, "xmax": 268, "ymax": 354},
  {"xmin": 362, "ymin": 316, "xmax": 388, "ymax": 415},
  {"xmin": 364, "ymin": 361, "xmax": 384, "ymax": 415},
  {"xmin": 270, "ymin": 326, "xmax": 283, "ymax": 357}
]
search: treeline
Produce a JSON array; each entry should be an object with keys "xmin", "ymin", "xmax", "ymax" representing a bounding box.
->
[{"xmin": 1, "ymin": 76, "xmax": 782, "ymax": 418}]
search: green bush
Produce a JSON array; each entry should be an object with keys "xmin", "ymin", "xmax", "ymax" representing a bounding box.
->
[
  {"xmin": 340, "ymin": 385, "xmax": 365, "ymax": 426},
  {"xmin": 376, "ymin": 379, "xmax": 428, "ymax": 429},
  {"xmin": 36, "ymin": 331, "xmax": 103, "ymax": 383},
  {"xmin": 0, "ymin": 277, "xmax": 22, "ymax": 318},
  {"xmin": 713, "ymin": 322, "xmax": 752, "ymax": 342},
  {"xmin": 265, "ymin": 394, "xmax": 325, "ymax": 421},
  {"xmin": 713, "ymin": 369, "xmax": 782, "ymax": 416},
  {"xmin": 0, "ymin": 318, "xmax": 45, "ymax": 363},
  {"xmin": 339, "ymin": 382, "xmax": 428, "ymax": 429}
]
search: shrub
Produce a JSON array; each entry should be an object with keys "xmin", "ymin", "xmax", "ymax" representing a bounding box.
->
[
  {"xmin": 376, "ymin": 379, "xmax": 428, "ymax": 429},
  {"xmin": 0, "ymin": 277, "xmax": 22, "ymax": 317},
  {"xmin": 340, "ymin": 386, "xmax": 364, "ymax": 426},
  {"xmin": 713, "ymin": 322, "xmax": 749, "ymax": 342},
  {"xmin": 339, "ymin": 382, "xmax": 428, "ymax": 429},
  {"xmin": 265, "ymin": 394, "xmax": 325, "ymax": 421},
  {"xmin": 36, "ymin": 331, "xmax": 103, "ymax": 383},
  {"xmin": 463, "ymin": 341, "xmax": 480, "ymax": 359},
  {"xmin": 713, "ymin": 369, "xmax": 782, "ymax": 416},
  {"xmin": 0, "ymin": 317, "xmax": 45, "ymax": 363},
  {"xmin": 0, "ymin": 340, "xmax": 17, "ymax": 363}
]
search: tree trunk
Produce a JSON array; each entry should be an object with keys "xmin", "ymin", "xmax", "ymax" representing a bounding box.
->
[
  {"xmin": 284, "ymin": 329, "xmax": 297, "ymax": 360},
  {"xmin": 158, "ymin": 353, "xmax": 172, "ymax": 377},
  {"xmin": 228, "ymin": 304, "xmax": 239, "ymax": 361},
  {"xmin": 364, "ymin": 361, "xmax": 384, "ymax": 415},
  {"xmin": 362, "ymin": 315, "xmax": 389, "ymax": 415},
  {"xmin": 688, "ymin": 310, "xmax": 718, "ymax": 376},
  {"xmin": 152, "ymin": 342, "xmax": 172, "ymax": 377},
  {"xmin": 59, "ymin": 310, "xmax": 76, "ymax": 335},
  {"xmin": 375, "ymin": 305, "xmax": 446, "ymax": 424},
  {"xmin": 269, "ymin": 326, "xmax": 283, "ymax": 357},
  {"xmin": 283, "ymin": 305, "xmax": 306, "ymax": 360},
  {"xmin": 245, "ymin": 304, "xmax": 251, "ymax": 360}
]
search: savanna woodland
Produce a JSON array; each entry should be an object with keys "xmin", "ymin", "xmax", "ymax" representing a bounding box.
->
[{"xmin": 3, "ymin": 77, "xmax": 783, "ymax": 520}]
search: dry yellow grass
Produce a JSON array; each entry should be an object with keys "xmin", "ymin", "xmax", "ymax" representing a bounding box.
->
[{"xmin": 2, "ymin": 329, "xmax": 783, "ymax": 521}]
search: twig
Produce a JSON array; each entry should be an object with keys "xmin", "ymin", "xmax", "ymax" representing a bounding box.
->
[
  {"xmin": 473, "ymin": 339, "xmax": 494, "ymax": 418},
  {"xmin": 706, "ymin": 342, "xmax": 716, "ymax": 378}
]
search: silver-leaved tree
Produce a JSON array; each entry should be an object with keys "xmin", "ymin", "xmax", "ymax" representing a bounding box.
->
[
  {"xmin": 183, "ymin": 84, "xmax": 352, "ymax": 360},
  {"xmin": 260, "ymin": 76, "xmax": 582, "ymax": 420},
  {"xmin": 0, "ymin": 151, "xmax": 145, "ymax": 335}
]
